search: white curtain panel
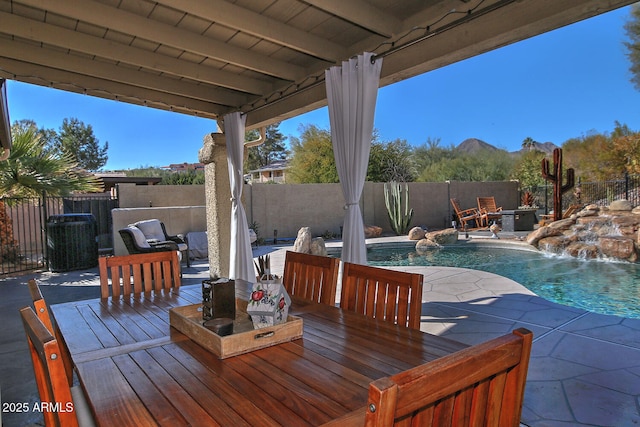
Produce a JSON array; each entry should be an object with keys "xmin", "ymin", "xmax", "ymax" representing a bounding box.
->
[
  {"xmin": 224, "ymin": 112, "xmax": 255, "ymax": 282},
  {"xmin": 325, "ymin": 52, "xmax": 382, "ymax": 265}
]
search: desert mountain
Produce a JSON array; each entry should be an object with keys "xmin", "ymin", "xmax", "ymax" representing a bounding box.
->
[
  {"xmin": 456, "ymin": 138, "xmax": 498, "ymax": 153},
  {"xmin": 455, "ymin": 138, "xmax": 558, "ymax": 155}
]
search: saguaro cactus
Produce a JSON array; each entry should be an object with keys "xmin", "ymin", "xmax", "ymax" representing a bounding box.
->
[
  {"xmin": 384, "ymin": 182, "xmax": 413, "ymax": 235},
  {"xmin": 541, "ymin": 148, "xmax": 574, "ymax": 222}
]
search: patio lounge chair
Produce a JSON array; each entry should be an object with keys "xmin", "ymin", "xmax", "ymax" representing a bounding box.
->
[
  {"xmin": 450, "ymin": 198, "xmax": 486, "ymax": 230},
  {"xmin": 477, "ymin": 196, "xmax": 503, "ymax": 227},
  {"xmin": 119, "ymin": 226, "xmax": 180, "ymax": 254},
  {"xmin": 133, "ymin": 219, "xmax": 190, "ymax": 267}
]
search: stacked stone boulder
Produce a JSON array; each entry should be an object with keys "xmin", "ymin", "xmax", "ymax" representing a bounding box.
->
[
  {"xmin": 526, "ymin": 200, "xmax": 640, "ymax": 262},
  {"xmin": 411, "ymin": 228, "xmax": 458, "ymax": 254},
  {"xmin": 292, "ymin": 227, "xmax": 327, "ymax": 256}
]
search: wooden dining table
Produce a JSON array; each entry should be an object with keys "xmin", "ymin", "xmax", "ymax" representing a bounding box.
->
[{"xmin": 51, "ymin": 283, "xmax": 468, "ymax": 426}]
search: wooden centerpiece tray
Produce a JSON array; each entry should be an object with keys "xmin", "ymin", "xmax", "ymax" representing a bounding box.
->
[{"xmin": 169, "ymin": 298, "xmax": 303, "ymax": 359}]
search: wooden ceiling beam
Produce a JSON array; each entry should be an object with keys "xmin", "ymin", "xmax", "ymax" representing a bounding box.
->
[
  {"xmin": 154, "ymin": 0, "xmax": 348, "ymax": 62},
  {"xmin": 302, "ymin": 0, "xmax": 401, "ymax": 37},
  {"xmin": 0, "ymin": 11, "xmax": 274, "ymax": 95},
  {"xmin": 19, "ymin": 0, "xmax": 305, "ymax": 81},
  {"xmin": 0, "ymin": 57, "xmax": 225, "ymax": 118},
  {"xmin": 0, "ymin": 39, "xmax": 250, "ymax": 107}
]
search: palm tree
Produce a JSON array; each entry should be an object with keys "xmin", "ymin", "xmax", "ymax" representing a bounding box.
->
[
  {"xmin": 0, "ymin": 123, "xmax": 102, "ymax": 198},
  {"xmin": 521, "ymin": 137, "xmax": 536, "ymax": 152},
  {"xmin": 0, "ymin": 123, "xmax": 102, "ymax": 262}
]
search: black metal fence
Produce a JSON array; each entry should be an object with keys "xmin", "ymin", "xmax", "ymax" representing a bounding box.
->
[
  {"xmin": 0, "ymin": 193, "xmax": 118, "ymax": 275},
  {"xmin": 521, "ymin": 173, "xmax": 640, "ymax": 216}
]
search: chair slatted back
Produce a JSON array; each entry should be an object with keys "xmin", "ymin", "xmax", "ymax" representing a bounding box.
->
[
  {"xmin": 27, "ymin": 279, "xmax": 74, "ymax": 387},
  {"xmin": 27, "ymin": 279, "xmax": 54, "ymax": 331},
  {"xmin": 283, "ymin": 251, "xmax": 340, "ymax": 305},
  {"xmin": 20, "ymin": 306, "xmax": 80, "ymax": 427},
  {"xmin": 99, "ymin": 252, "xmax": 181, "ymax": 299},
  {"xmin": 477, "ymin": 196, "xmax": 501, "ymax": 214},
  {"xmin": 365, "ymin": 328, "xmax": 533, "ymax": 427},
  {"xmin": 340, "ymin": 262, "xmax": 423, "ymax": 330}
]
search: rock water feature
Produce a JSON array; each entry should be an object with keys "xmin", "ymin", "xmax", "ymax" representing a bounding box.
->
[{"xmin": 526, "ymin": 200, "xmax": 640, "ymax": 262}]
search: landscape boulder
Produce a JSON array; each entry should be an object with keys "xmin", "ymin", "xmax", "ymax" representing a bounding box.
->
[
  {"xmin": 609, "ymin": 200, "xmax": 633, "ymax": 211},
  {"xmin": 364, "ymin": 225, "xmax": 383, "ymax": 238},
  {"xmin": 526, "ymin": 202, "xmax": 640, "ymax": 262},
  {"xmin": 310, "ymin": 237, "xmax": 328, "ymax": 256},
  {"xmin": 599, "ymin": 236, "xmax": 637, "ymax": 262},
  {"xmin": 425, "ymin": 228, "xmax": 458, "ymax": 245},
  {"xmin": 292, "ymin": 227, "xmax": 312, "ymax": 253},
  {"xmin": 408, "ymin": 226, "xmax": 426, "ymax": 240},
  {"xmin": 415, "ymin": 238, "xmax": 441, "ymax": 253}
]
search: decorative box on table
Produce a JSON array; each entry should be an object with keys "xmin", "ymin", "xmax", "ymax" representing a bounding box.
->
[
  {"xmin": 247, "ymin": 278, "xmax": 291, "ymax": 329},
  {"xmin": 169, "ymin": 277, "xmax": 302, "ymax": 359}
]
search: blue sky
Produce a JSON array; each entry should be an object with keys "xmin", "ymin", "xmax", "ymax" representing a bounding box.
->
[{"xmin": 6, "ymin": 5, "xmax": 640, "ymax": 170}]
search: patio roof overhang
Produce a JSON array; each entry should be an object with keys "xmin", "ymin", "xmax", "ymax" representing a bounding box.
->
[{"xmin": 0, "ymin": 0, "xmax": 635, "ymax": 131}]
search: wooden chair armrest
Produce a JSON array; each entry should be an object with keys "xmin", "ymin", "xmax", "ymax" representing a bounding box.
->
[
  {"xmin": 320, "ymin": 408, "xmax": 365, "ymax": 427},
  {"xmin": 149, "ymin": 241, "xmax": 180, "ymax": 251},
  {"xmin": 459, "ymin": 207, "xmax": 479, "ymax": 215}
]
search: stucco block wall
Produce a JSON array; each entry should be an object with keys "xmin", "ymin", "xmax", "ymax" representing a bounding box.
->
[
  {"xmin": 117, "ymin": 184, "xmax": 206, "ymax": 208},
  {"xmin": 245, "ymin": 183, "xmax": 345, "ymax": 239},
  {"xmin": 113, "ymin": 181, "xmax": 520, "ymax": 251}
]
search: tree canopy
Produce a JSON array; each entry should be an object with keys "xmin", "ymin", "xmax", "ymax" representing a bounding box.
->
[
  {"xmin": 624, "ymin": 4, "xmax": 640, "ymax": 91},
  {"xmin": 0, "ymin": 121, "xmax": 102, "ymax": 198},
  {"xmin": 287, "ymin": 125, "xmax": 339, "ymax": 183},
  {"xmin": 50, "ymin": 118, "xmax": 109, "ymax": 171},
  {"xmin": 245, "ymin": 124, "xmax": 288, "ymax": 173},
  {"xmin": 562, "ymin": 122, "xmax": 639, "ymax": 181}
]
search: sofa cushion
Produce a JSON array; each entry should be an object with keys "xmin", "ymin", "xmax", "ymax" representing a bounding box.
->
[
  {"xmin": 128, "ymin": 226, "xmax": 151, "ymax": 248},
  {"xmin": 134, "ymin": 219, "xmax": 165, "ymax": 241}
]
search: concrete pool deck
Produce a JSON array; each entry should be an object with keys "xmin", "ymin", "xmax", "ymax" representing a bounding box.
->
[{"xmin": 1, "ymin": 234, "xmax": 639, "ymax": 426}]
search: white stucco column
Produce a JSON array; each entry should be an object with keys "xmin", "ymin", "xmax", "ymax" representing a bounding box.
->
[{"xmin": 198, "ymin": 131, "xmax": 231, "ymax": 279}]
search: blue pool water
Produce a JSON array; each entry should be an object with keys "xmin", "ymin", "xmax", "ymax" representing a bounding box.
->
[{"xmin": 365, "ymin": 244, "xmax": 640, "ymax": 319}]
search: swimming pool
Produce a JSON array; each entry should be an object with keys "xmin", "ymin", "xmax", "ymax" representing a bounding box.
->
[{"xmin": 364, "ymin": 244, "xmax": 640, "ymax": 319}]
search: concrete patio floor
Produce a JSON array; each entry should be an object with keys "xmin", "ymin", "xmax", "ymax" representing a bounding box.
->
[{"xmin": 1, "ymin": 235, "xmax": 639, "ymax": 426}]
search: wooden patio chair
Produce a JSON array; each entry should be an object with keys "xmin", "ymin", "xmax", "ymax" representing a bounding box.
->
[
  {"xmin": 98, "ymin": 251, "xmax": 181, "ymax": 299},
  {"xmin": 20, "ymin": 306, "xmax": 96, "ymax": 427},
  {"xmin": 27, "ymin": 279, "xmax": 74, "ymax": 387},
  {"xmin": 450, "ymin": 198, "xmax": 486, "ymax": 230},
  {"xmin": 365, "ymin": 328, "xmax": 533, "ymax": 426},
  {"xmin": 477, "ymin": 196, "xmax": 503, "ymax": 227},
  {"xmin": 282, "ymin": 251, "xmax": 340, "ymax": 306},
  {"xmin": 340, "ymin": 262, "xmax": 423, "ymax": 330}
]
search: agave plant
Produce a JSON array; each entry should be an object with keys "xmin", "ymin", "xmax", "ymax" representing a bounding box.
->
[{"xmin": 521, "ymin": 191, "xmax": 535, "ymax": 208}]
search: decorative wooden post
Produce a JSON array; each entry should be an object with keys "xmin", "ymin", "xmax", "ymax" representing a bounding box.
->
[{"xmin": 541, "ymin": 148, "xmax": 574, "ymax": 222}]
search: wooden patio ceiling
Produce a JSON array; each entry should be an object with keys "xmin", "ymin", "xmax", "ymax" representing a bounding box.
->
[{"xmin": 0, "ymin": 0, "xmax": 634, "ymax": 137}]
